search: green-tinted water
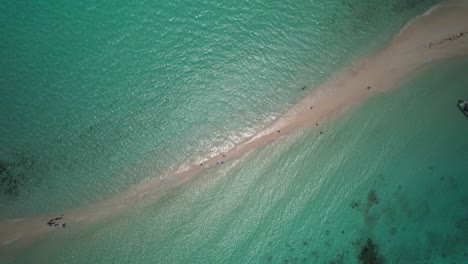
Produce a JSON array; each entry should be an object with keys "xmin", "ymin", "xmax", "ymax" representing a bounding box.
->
[
  {"xmin": 3, "ymin": 0, "xmax": 467, "ymax": 263},
  {"xmin": 0, "ymin": 0, "xmax": 437, "ymax": 217},
  {"xmin": 6, "ymin": 57, "xmax": 468, "ymax": 263}
]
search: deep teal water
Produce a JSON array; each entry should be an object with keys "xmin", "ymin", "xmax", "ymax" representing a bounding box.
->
[{"xmin": 3, "ymin": 0, "xmax": 467, "ymax": 263}]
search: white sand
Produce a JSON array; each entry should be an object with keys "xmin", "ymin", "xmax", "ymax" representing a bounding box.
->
[{"xmin": 1, "ymin": 0, "xmax": 468, "ymax": 250}]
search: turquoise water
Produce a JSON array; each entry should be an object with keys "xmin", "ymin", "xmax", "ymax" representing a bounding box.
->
[
  {"xmin": 6, "ymin": 57, "xmax": 468, "ymax": 263},
  {"xmin": 0, "ymin": 0, "xmax": 438, "ymax": 217},
  {"xmin": 3, "ymin": 0, "xmax": 468, "ymax": 263}
]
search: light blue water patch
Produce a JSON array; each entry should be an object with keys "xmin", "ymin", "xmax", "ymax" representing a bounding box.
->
[
  {"xmin": 0, "ymin": 0, "xmax": 439, "ymax": 217},
  {"xmin": 4, "ymin": 57, "xmax": 467, "ymax": 263}
]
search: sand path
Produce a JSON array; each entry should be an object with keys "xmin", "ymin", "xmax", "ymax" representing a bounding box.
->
[{"xmin": 1, "ymin": 0, "xmax": 468, "ymax": 251}]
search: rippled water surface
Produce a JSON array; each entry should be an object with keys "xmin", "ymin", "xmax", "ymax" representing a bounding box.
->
[{"xmin": 3, "ymin": 0, "xmax": 467, "ymax": 263}]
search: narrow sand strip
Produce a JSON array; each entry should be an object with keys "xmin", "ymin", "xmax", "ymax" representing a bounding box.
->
[{"xmin": 1, "ymin": 0, "xmax": 468, "ymax": 250}]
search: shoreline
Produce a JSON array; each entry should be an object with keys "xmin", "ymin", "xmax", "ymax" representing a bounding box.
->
[{"xmin": 1, "ymin": 0, "xmax": 468, "ymax": 250}]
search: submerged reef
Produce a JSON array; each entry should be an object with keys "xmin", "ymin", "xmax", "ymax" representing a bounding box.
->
[
  {"xmin": 261, "ymin": 162, "xmax": 468, "ymax": 263},
  {"xmin": 0, "ymin": 151, "xmax": 36, "ymax": 198},
  {"xmin": 367, "ymin": 189, "xmax": 379, "ymax": 207},
  {"xmin": 358, "ymin": 239, "xmax": 384, "ymax": 264}
]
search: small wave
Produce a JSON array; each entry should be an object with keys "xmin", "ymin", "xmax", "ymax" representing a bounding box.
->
[
  {"xmin": 1, "ymin": 233, "xmax": 22, "ymax": 247},
  {"xmin": 422, "ymin": 3, "xmax": 441, "ymax": 16},
  {"xmin": 396, "ymin": 3, "xmax": 441, "ymax": 38}
]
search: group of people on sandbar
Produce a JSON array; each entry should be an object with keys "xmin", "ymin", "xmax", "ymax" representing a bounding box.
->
[{"xmin": 46, "ymin": 214, "xmax": 66, "ymax": 228}]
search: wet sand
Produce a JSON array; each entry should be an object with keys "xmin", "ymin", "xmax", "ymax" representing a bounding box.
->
[{"xmin": 1, "ymin": 0, "xmax": 468, "ymax": 250}]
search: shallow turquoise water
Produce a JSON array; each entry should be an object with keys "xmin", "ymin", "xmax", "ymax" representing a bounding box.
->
[
  {"xmin": 0, "ymin": 0, "xmax": 438, "ymax": 217},
  {"xmin": 6, "ymin": 57, "xmax": 468, "ymax": 263},
  {"xmin": 3, "ymin": 0, "xmax": 468, "ymax": 263}
]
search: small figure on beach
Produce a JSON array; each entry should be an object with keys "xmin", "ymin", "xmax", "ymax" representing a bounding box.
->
[
  {"xmin": 200, "ymin": 163, "xmax": 203, "ymax": 166},
  {"xmin": 315, "ymin": 123, "xmax": 318, "ymax": 126},
  {"xmin": 62, "ymin": 223, "xmax": 66, "ymax": 228},
  {"xmin": 277, "ymin": 130, "xmax": 280, "ymax": 133},
  {"xmin": 47, "ymin": 219, "xmax": 56, "ymax": 226},
  {"xmin": 302, "ymin": 86, "xmax": 306, "ymax": 90},
  {"xmin": 367, "ymin": 86, "xmax": 371, "ymax": 89},
  {"xmin": 310, "ymin": 106, "xmax": 313, "ymax": 109},
  {"xmin": 320, "ymin": 131, "xmax": 323, "ymax": 134}
]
